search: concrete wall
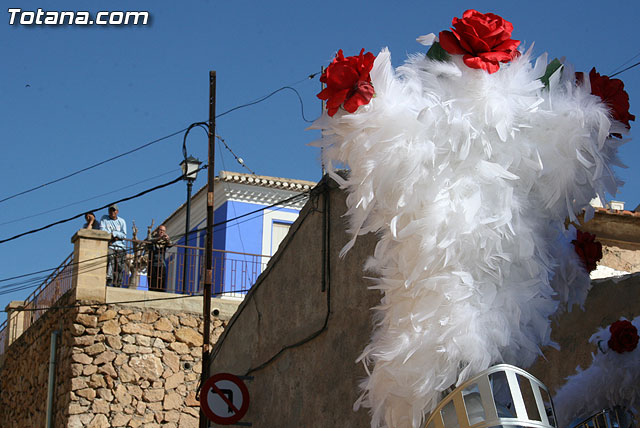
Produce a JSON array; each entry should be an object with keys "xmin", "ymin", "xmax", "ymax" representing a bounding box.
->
[
  {"xmin": 209, "ymin": 178, "xmax": 640, "ymax": 428},
  {"xmin": 209, "ymin": 178, "xmax": 381, "ymax": 427},
  {"xmin": 580, "ymin": 210, "xmax": 640, "ymax": 272},
  {"xmin": 530, "ymin": 272, "xmax": 640, "ymax": 393}
]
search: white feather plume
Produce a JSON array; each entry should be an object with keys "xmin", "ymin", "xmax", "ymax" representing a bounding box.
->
[
  {"xmin": 553, "ymin": 316, "xmax": 640, "ymax": 428},
  {"xmin": 310, "ymin": 44, "xmax": 629, "ymax": 428}
]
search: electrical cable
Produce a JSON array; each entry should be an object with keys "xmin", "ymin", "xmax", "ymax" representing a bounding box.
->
[
  {"xmin": 244, "ymin": 183, "xmax": 331, "ymax": 376},
  {"xmin": 185, "ymin": 191, "xmax": 309, "ymax": 238},
  {"xmin": 0, "ymin": 169, "xmax": 177, "ymax": 227},
  {"xmin": 206, "ymin": 181, "xmax": 327, "ymax": 373},
  {"xmin": 0, "ymin": 128, "xmax": 189, "ymax": 206},
  {"xmin": 1, "ymin": 289, "xmax": 250, "ymax": 313},
  {"xmin": 0, "ymin": 167, "xmax": 206, "ymax": 245},
  {"xmin": 216, "ymin": 134, "xmax": 256, "ymax": 175},
  {"xmin": 216, "ymin": 136, "xmax": 249, "ymax": 255},
  {"xmin": 609, "ymin": 61, "xmax": 640, "ymax": 78},
  {"xmin": 0, "ymin": 191, "xmax": 309, "ymax": 289},
  {"xmin": 216, "ymin": 86, "xmax": 316, "ymax": 123},
  {"xmin": 0, "ymin": 71, "xmax": 321, "ymax": 206},
  {"xmin": 609, "ymin": 50, "xmax": 640, "ymax": 75}
]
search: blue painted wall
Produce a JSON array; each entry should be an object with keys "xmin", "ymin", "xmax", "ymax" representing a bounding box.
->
[{"xmin": 165, "ymin": 201, "xmax": 301, "ymax": 295}]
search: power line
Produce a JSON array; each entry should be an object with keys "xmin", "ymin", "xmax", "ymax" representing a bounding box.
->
[
  {"xmin": 216, "ymin": 134, "xmax": 256, "ymax": 175},
  {"xmin": 0, "ymin": 190, "xmax": 310, "ymax": 288},
  {"xmin": 0, "ymin": 128, "xmax": 189, "ymax": 206},
  {"xmin": 216, "ymin": 86, "xmax": 316, "ymax": 123},
  {"xmin": 610, "ymin": 61, "xmax": 640, "ymax": 78},
  {"xmin": 0, "ymin": 169, "xmax": 177, "ymax": 227},
  {"xmin": 1, "ymin": 288, "xmax": 250, "ymax": 313},
  {"xmin": 0, "ymin": 168, "xmax": 207, "ymax": 245},
  {"xmin": 0, "ymin": 72, "xmax": 321, "ymax": 207},
  {"xmin": 609, "ymin": 50, "xmax": 640, "ymax": 75},
  {"xmin": 187, "ymin": 191, "xmax": 309, "ymax": 237}
]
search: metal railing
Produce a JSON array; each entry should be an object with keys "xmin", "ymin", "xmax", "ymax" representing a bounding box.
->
[
  {"xmin": 0, "ymin": 252, "xmax": 74, "ymax": 357},
  {"xmin": 0, "ymin": 239, "xmax": 269, "ymax": 357},
  {"xmin": 21, "ymin": 253, "xmax": 75, "ymax": 330},
  {"xmin": 116, "ymin": 239, "xmax": 270, "ymax": 296}
]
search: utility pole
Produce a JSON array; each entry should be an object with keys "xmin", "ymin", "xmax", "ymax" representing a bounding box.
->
[
  {"xmin": 200, "ymin": 70, "xmax": 216, "ymax": 428},
  {"xmin": 320, "ymin": 66, "xmax": 326, "ymax": 176}
]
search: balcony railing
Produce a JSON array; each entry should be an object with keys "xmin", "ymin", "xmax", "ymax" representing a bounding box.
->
[
  {"xmin": 113, "ymin": 239, "xmax": 270, "ymax": 296},
  {"xmin": 0, "ymin": 235, "xmax": 269, "ymax": 359},
  {"xmin": 0, "ymin": 252, "xmax": 74, "ymax": 357}
]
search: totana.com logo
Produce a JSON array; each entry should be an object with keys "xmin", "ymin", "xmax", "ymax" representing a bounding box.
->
[{"xmin": 8, "ymin": 8, "xmax": 150, "ymax": 25}]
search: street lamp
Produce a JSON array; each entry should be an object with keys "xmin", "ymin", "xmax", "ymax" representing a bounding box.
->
[{"xmin": 180, "ymin": 155, "xmax": 202, "ymax": 293}]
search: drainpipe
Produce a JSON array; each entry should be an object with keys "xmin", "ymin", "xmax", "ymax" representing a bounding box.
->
[{"xmin": 46, "ymin": 329, "xmax": 60, "ymax": 428}]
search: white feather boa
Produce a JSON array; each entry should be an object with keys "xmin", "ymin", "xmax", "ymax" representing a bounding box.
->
[
  {"xmin": 310, "ymin": 45, "xmax": 628, "ymax": 428},
  {"xmin": 553, "ymin": 316, "xmax": 640, "ymax": 427}
]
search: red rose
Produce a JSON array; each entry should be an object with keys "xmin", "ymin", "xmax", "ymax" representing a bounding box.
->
[
  {"xmin": 438, "ymin": 9, "xmax": 520, "ymax": 74},
  {"xmin": 577, "ymin": 68, "xmax": 635, "ymax": 129},
  {"xmin": 571, "ymin": 230, "xmax": 603, "ymax": 273},
  {"xmin": 317, "ymin": 49, "xmax": 376, "ymax": 117},
  {"xmin": 608, "ymin": 320, "xmax": 639, "ymax": 353}
]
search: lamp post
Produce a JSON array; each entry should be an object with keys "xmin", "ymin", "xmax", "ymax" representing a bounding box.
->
[{"xmin": 180, "ymin": 155, "xmax": 202, "ymax": 293}]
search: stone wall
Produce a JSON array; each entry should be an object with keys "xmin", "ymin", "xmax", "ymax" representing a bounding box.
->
[
  {"xmin": 0, "ymin": 292, "xmax": 227, "ymax": 428},
  {"xmin": 0, "ymin": 290, "xmax": 76, "ymax": 427}
]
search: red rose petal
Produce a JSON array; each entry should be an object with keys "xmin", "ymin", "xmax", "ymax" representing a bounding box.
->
[
  {"xmin": 439, "ymin": 31, "xmax": 466, "ymax": 55},
  {"xmin": 478, "ymin": 51, "xmax": 513, "ymax": 63},
  {"xmin": 443, "ymin": 10, "xmax": 518, "ymax": 73},
  {"xmin": 463, "ymin": 55, "xmax": 499, "ymax": 73},
  {"xmin": 317, "ymin": 48, "xmax": 376, "ymax": 117},
  {"xmin": 325, "ymin": 88, "xmax": 350, "ymax": 109}
]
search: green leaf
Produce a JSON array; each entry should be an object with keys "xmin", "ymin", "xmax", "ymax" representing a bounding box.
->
[
  {"xmin": 540, "ymin": 58, "xmax": 563, "ymax": 88},
  {"xmin": 426, "ymin": 42, "xmax": 451, "ymax": 62}
]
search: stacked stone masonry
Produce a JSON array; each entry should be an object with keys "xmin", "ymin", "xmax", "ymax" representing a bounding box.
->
[{"xmin": 0, "ymin": 290, "xmax": 226, "ymax": 428}]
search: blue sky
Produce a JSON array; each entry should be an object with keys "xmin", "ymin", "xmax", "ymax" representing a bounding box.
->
[{"xmin": 1, "ymin": 0, "xmax": 638, "ymax": 319}]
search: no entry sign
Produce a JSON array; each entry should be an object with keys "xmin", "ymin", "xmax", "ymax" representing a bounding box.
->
[{"xmin": 200, "ymin": 373, "xmax": 250, "ymax": 425}]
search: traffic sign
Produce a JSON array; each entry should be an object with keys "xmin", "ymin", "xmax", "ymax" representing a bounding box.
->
[{"xmin": 200, "ymin": 373, "xmax": 250, "ymax": 425}]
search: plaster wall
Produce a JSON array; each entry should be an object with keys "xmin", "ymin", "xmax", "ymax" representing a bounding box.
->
[
  {"xmin": 209, "ymin": 178, "xmax": 640, "ymax": 428},
  {"xmin": 209, "ymin": 179, "xmax": 380, "ymax": 427}
]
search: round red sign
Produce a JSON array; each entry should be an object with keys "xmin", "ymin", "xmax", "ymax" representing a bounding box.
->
[{"xmin": 200, "ymin": 372, "xmax": 250, "ymax": 425}]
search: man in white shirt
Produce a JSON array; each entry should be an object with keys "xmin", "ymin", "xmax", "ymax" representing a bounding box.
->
[{"xmin": 100, "ymin": 204, "xmax": 127, "ymax": 287}]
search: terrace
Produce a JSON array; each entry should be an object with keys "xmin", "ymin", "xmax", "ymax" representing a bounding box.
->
[{"xmin": 0, "ymin": 228, "xmax": 269, "ymax": 358}]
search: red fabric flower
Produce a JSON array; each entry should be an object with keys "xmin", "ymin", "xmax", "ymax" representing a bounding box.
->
[
  {"xmin": 438, "ymin": 9, "xmax": 520, "ymax": 74},
  {"xmin": 317, "ymin": 49, "xmax": 376, "ymax": 117},
  {"xmin": 608, "ymin": 320, "xmax": 639, "ymax": 353},
  {"xmin": 572, "ymin": 230, "xmax": 603, "ymax": 273},
  {"xmin": 577, "ymin": 68, "xmax": 635, "ymax": 129}
]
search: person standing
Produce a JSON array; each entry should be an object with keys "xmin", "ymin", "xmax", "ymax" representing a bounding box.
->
[
  {"xmin": 100, "ymin": 204, "xmax": 127, "ymax": 287},
  {"xmin": 146, "ymin": 225, "xmax": 172, "ymax": 291}
]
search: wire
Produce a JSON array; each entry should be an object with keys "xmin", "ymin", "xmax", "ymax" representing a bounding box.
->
[
  {"xmin": 186, "ymin": 191, "xmax": 309, "ymax": 238},
  {"xmin": 0, "ymin": 167, "xmax": 206, "ymax": 245},
  {"xmin": 0, "ymin": 71, "xmax": 321, "ymax": 207},
  {"xmin": 0, "ymin": 169, "xmax": 177, "ymax": 227},
  {"xmin": 182, "ymin": 122, "xmax": 209, "ymax": 162},
  {"xmin": 609, "ymin": 61, "xmax": 640, "ymax": 78},
  {"xmin": 609, "ymin": 50, "xmax": 640, "ymax": 75},
  {"xmin": 216, "ymin": 138, "xmax": 249, "ymax": 255},
  {"xmin": 0, "ymin": 190, "xmax": 309, "ymax": 289},
  {"xmin": 216, "ymin": 134, "xmax": 256, "ymax": 175},
  {"xmin": 1, "ymin": 289, "xmax": 250, "ymax": 313},
  {"xmin": 216, "ymin": 86, "xmax": 316, "ymax": 123},
  {"xmin": 0, "ymin": 128, "xmax": 189, "ymax": 206},
  {"xmin": 206, "ymin": 182, "xmax": 328, "ymax": 373}
]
